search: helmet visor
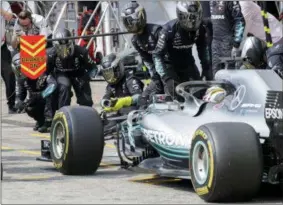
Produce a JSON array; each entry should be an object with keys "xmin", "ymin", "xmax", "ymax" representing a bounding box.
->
[
  {"xmin": 102, "ymin": 65, "xmax": 118, "ymax": 84},
  {"xmin": 54, "ymin": 41, "xmax": 74, "ymax": 59},
  {"xmin": 122, "ymin": 9, "xmax": 145, "ymax": 32},
  {"xmin": 178, "ymin": 12, "xmax": 202, "ymax": 31},
  {"xmin": 242, "ymin": 57, "xmax": 255, "ymax": 69}
]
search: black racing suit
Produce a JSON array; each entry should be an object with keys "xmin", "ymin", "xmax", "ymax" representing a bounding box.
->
[
  {"xmin": 47, "ymin": 45, "xmax": 98, "ymax": 108},
  {"xmin": 23, "ymin": 74, "xmax": 57, "ymax": 127},
  {"xmin": 210, "ymin": 1, "xmax": 245, "ymax": 75},
  {"xmin": 1, "ymin": 43, "xmax": 16, "ymax": 112},
  {"xmin": 131, "ymin": 24, "xmax": 164, "ymax": 100},
  {"xmin": 153, "ymin": 19, "xmax": 212, "ymax": 98},
  {"xmin": 200, "ymin": 1, "xmax": 213, "ymax": 67},
  {"xmin": 266, "ymin": 38, "xmax": 283, "ymax": 78},
  {"xmin": 102, "ymin": 75, "xmax": 144, "ymax": 108},
  {"xmin": 11, "ymin": 24, "xmax": 53, "ymax": 109},
  {"xmin": 102, "ymin": 75, "xmax": 144, "ymax": 132},
  {"xmin": 10, "ymin": 50, "xmax": 28, "ymax": 109}
]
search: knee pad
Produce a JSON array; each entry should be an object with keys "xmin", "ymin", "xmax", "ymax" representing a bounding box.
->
[
  {"xmin": 57, "ymin": 76, "xmax": 71, "ymax": 94},
  {"xmin": 57, "ymin": 75, "xmax": 71, "ymax": 87},
  {"xmin": 58, "ymin": 85, "xmax": 72, "ymax": 97}
]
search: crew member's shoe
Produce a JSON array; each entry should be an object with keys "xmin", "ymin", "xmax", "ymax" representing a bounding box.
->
[
  {"xmin": 38, "ymin": 120, "xmax": 52, "ymax": 133},
  {"xmin": 8, "ymin": 106, "xmax": 17, "ymax": 114},
  {"xmin": 34, "ymin": 121, "xmax": 44, "ymax": 131}
]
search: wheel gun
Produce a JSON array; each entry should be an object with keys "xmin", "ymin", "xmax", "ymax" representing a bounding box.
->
[{"xmin": 102, "ymin": 98, "xmax": 118, "ymax": 108}]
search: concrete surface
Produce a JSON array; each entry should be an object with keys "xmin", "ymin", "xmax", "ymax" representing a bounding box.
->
[{"xmin": 1, "ymin": 81, "xmax": 282, "ymax": 204}]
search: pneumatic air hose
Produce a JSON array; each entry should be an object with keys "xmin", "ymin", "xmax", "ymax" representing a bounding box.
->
[{"xmin": 259, "ymin": 1, "xmax": 273, "ymax": 48}]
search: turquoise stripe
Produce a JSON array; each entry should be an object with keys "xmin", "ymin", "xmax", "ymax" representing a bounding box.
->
[{"xmin": 151, "ymin": 143, "xmax": 189, "ymax": 159}]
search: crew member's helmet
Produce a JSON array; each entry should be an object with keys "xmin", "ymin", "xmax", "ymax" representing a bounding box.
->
[
  {"xmin": 121, "ymin": 1, "xmax": 146, "ymax": 33},
  {"xmin": 101, "ymin": 53, "xmax": 125, "ymax": 85},
  {"xmin": 53, "ymin": 28, "xmax": 75, "ymax": 59},
  {"xmin": 11, "ymin": 53, "xmax": 25, "ymax": 79},
  {"xmin": 241, "ymin": 36, "xmax": 267, "ymax": 69},
  {"xmin": 176, "ymin": 1, "xmax": 203, "ymax": 31}
]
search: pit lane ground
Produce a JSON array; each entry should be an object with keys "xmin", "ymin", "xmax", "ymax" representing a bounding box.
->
[{"xmin": 1, "ymin": 81, "xmax": 282, "ymax": 204}]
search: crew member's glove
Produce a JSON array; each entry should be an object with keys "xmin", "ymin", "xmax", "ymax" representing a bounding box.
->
[
  {"xmin": 88, "ymin": 67, "xmax": 98, "ymax": 79},
  {"xmin": 231, "ymin": 47, "xmax": 240, "ymax": 58},
  {"xmin": 41, "ymin": 83, "xmax": 57, "ymax": 98},
  {"xmin": 103, "ymin": 97, "xmax": 133, "ymax": 112},
  {"xmin": 36, "ymin": 75, "xmax": 47, "ymax": 90},
  {"xmin": 15, "ymin": 100, "xmax": 25, "ymax": 113},
  {"xmin": 162, "ymin": 77, "xmax": 177, "ymax": 98},
  {"xmin": 201, "ymin": 69, "xmax": 213, "ymax": 81}
]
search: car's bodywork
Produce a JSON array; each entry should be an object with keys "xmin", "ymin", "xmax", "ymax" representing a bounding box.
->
[
  {"xmin": 116, "ymin": 69, "xmax": 283, "ymax": 182},
  {"xmin": 38, "ymin": 69, "xmax": 283, "ymax": 186}
]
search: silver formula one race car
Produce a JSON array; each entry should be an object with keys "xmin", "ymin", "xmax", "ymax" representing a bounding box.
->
[{"xmin": 38, "ymin": 68, "xmax": 283, "ymax": 202}]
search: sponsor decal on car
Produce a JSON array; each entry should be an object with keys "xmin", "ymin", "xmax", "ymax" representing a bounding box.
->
[
  {"xmin": 241, "ymin": 104, "xmax": 262, "ymax": 108},
  {"xmin": 141, "ymin": 128, "xmax": 190, "ymax": 148},
  {"xmin": 240, "ymin": 104, "xmax": 262, "ymax": 115},
  {"xmin": 265, "ymin": 108, "xmax": 283, "ymax": 120},
  {"xmin": 229, "ymin": 85, "xmax": 246, "ymax": 111}
]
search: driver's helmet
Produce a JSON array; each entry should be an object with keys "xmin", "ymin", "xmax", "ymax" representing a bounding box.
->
[
  {"xmin": 121, "ymin": 1, "xmax": 146, "ymax": 33},
  {"xmin": 176, "ymin": 1, "xmax": 203, "ymax": 31},
  {"xmin": 101, "ymin": 53, "xmax": 125, "ymax": 85},
  {"xmin": 52, "ymin": 28, "xmax": 75, "ymax": 59},
  {"xmin": 203, "ymin": 86, "xmax": 227, "ymax": 103},
  {"xmin": 241, "ymin": 36, "xmax": 267, "ymax": 69}
]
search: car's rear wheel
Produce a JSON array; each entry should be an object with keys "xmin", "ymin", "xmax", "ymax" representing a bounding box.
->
[
  {"xmin": 50, "ymin": 106, "xmax": 104, "ymax": 175},
  {"xmin": 190, "ymin": 122, "xmax": 263, "ymax": 202}
]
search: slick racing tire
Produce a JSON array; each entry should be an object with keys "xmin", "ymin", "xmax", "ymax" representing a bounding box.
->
[
  {"xmin": 190, "ymin": 122, "xmax": 263, "ymax": 202},
  {"xmin": 50, "ymin": 106, "xmax": 104, "ymax": 175}
]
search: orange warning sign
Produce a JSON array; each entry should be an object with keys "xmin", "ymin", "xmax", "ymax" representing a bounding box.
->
[{"xmin": 20, "ymin": 35, "xmax": 46, "ymax": 79}]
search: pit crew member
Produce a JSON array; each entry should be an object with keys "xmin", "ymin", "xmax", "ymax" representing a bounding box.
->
[
  {"xmin": 240, "ymin": 1, "xmax": 282, "ymax": 44},
  {"xmin": 121, "ymin": 1, "xmax": 164, "ymax": 102},
  {"xmin": 240, "ymin": 36, "xmax": 268, "ymax": 70},
  {"xmin": 100, "ymin": 53, "xmax": 144, "ymax": 113},
  {"xmin": 200, "ymin": 1, "xmax": 213, "ymax": 66},
  {"xmin": 0, "ymin": 1, "xmax": 17, "ymax": 113},
  {"xmin": 9, "ymin": 10, "xmax": 53, "ymax": 112},
  {"xmin": 210, "ymin": 1, "xmax": 245, "ymax": 75},
  {"xmin": 48, "ymin": 28, "xmax": 98, "ymax": 108},
  {"xmin": 266, "ymin": 38, "xmax": 283, "ymax": 78},
  {"xmin": 11, "ymin": 53, "xmax": 57, "ymax": 132},
  {"xmin": 153, "ymin": 1, "xmax": 212, "ymax": 98}
]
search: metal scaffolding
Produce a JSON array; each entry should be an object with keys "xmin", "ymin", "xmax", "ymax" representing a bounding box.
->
[{"xmin": 47, "ymin": 1, "xmax": 132, "ymax": 56}]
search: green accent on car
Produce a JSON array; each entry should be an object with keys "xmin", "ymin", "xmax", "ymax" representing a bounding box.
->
[{"xmin": 151, "ymin": 143, "xmax": 189, "ymax": 159}]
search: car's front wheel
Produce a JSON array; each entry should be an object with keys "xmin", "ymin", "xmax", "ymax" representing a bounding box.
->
[
  {"xmin": 50, "ymin": 106, "xmax": 104, "ymax": 175},
  {"xmin": 190, "ymin": 122, "xmax": 263, "ymax": 202}
]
